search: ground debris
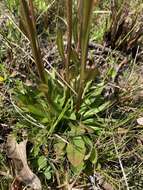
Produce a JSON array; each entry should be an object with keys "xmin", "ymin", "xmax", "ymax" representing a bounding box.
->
[{"xmin": 6, "ymin": 135, "xmax": 41, "ymax": 190}]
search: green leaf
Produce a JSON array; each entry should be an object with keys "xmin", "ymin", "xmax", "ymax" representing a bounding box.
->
[
  {"xmin": 54, "ymin": 141, "xmax": 66, "ymax": 158},
  {"xmin": 27, "ymin": 105, "xmax": 46, "ymax": 117},
  {"xmin": 69, "ymin": 112, "xmax": 76, "ymax": 120},
  {"xmin": 90, "ymin": 147, "xmax": 98, "ymax": 164},
  {"xmin": 38, "ymin": 156, "xmax": 47, "ymax": 171},
  {"xmin": 68, "ymin": 124, "xmax": 85, "ymax": 136},
  {"xmin": 41, "ymin": 117, "xmax": 49, "ymax": 124},
  {"xmin": 44, "ymin": 167, "xmax": 52, "ymax": 180},
  {"xmin": 66, "ymin": 137, "xmax": 86, "ymax": 167},
  {"xmin": 56, "ymin": 30, "xmax": 65, "ymax": 60},
  {"xmin": 48, "ymin": 99, "xmax": 70, "ymax": 135},
  {"xmin": 90, "ymin": 83, "xmax": 105, "ymax": 97},
  {"xmin": 33, "ymin": 145, "xmax": 40, "ymax": 157},
  {"xmin": 83, "ymin": 101, "xmax": 112, "ymax": 118},
  {"xmin": 71, "ymin": 161, "xmax": 85, "ymax": 173},
  {"xmin": 83, "ymin": 136, "xmax": 93, "ymax": 160}
]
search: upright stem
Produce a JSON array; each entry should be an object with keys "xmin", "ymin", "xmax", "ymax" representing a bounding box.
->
[
  {"xmin": 20, "ymin": 0, "xmax": 54, "ymax": 109},
  {"xmin": 29, "ymin": 0, "xmax": 36, "ymax": 28},
  {"xmin": 77, "ymin": 0, "xmax": 82, "ymax": 52},
  {"xmin": 63, "ymin": 0, "xmax": 72, "ymax": 103},
  {"xmin": 76, "ymin": 0, "xmax": 94, "ymax": 112},
  {"xmin": 65, "ymin": 0, "xmax": 72, "ymax": 83},
  {"xmin": 20, "ymin": 0, "xmax": 46, "ymax": 83}
]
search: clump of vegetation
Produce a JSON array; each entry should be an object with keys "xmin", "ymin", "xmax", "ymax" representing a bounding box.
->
[
  {"xmin": 104, "ymin": 0, "xmax": 143, "ymax": 57},
  {"xmin": 0, "ymin": 0, "xmax": 143, "ymax": 190}
]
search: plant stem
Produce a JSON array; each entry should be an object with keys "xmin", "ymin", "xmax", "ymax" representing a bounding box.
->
[
  {"xmin": 77, "ymin": 0, "xmax": 82, "ymax": 52},
  {"xmin": 20, "ymin": 0, "xmax": 46, "ymax": 83},
  {"xmin": 65, "ymin": 0, "xmax": 72, "ymax": 84},
  {"xmin": 20, "ymin": 0, "xmax": 54, "ymax": 109},
  {"xmin": 29, "ymin": 0, "xmax": 36, "ymax": 27},
  {"xmin": 76, "ymin": 0, "xmax": 94, "ymax": 112},
  {"xmin": 63, "ymin": 0, "xmax": 73, "ymax": 103}
]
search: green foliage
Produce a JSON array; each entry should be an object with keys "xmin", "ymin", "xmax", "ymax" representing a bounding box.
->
[
  {"xmin": 4, "ymin": 0, "xmax": 19, "ymax": 13},
  {"xmin": 54, "ymin": 140, "xmax": 66, "ymax": 158},
  {"xmin": 13, "ymin": 72, "xmax": 112, "ymax": 178},
  {"xmin": 66, "ymin": 136, "xmax": 86, "ymax": 167},
  {"xmin": 34, "ymin": 0, "xmax": 47, "ymax": 12},
  {"xmin": 1, "ymin": 0, "xmax": 143, "ymax": 189},
  {"xmin": 38, "ymin": 156, "xmax": 52, "ymax": 180}
]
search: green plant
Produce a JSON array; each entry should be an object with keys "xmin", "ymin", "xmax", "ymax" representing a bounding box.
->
[
  {"xmin": 104, "ymin": 0, "xmax": 143, "ymax": 56},
  {"xmin": 9, "ymin": 0, "xmax": 112, "ymax": 182},
  {"xmin": 1, "ymin": 0, "xmax": 143, "ymax": 189}
]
